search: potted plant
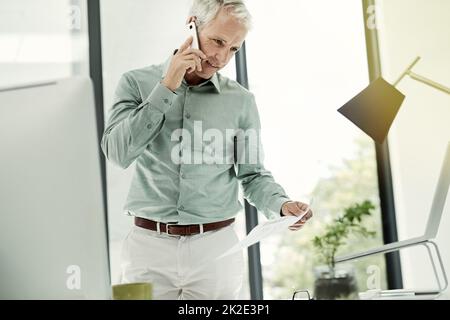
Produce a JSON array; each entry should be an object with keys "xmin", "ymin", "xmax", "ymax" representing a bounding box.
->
[{"xmin": 312, "ymin": 200, "xmax": 376, "ymax": 300}]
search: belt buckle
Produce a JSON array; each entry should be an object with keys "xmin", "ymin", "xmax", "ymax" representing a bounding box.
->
[{"xmin": 165, "ymin": 222, "xmax": 178, "ymax": 235}]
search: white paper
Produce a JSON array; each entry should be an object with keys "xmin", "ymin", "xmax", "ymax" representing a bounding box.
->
[{"xmin": 217, "ymin": 212, "xmax": 308, "ymax": 260}]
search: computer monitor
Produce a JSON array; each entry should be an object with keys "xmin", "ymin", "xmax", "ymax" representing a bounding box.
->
[{"xmin": 0, "ymin": 77, "xmax": 111, "ymax": 299}]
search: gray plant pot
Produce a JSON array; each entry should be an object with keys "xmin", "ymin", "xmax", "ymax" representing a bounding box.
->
[{"xmin": 313, "ymin": 265, "xmax": 359, "ymax": 300}]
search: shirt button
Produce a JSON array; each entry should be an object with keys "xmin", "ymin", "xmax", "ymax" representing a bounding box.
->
[
  {"xmin": 163, "ymin": 98, "xmax": 169, "ymax": 104},
  {"xmin": 147, "ymin": 123, "xmax": 152, "ymax": 129},
  {"xmin": 178, "ymin": 205, "xmax": 184, "ymax": 210},
  {"xmin": 185, "ymin": 113, "xmax": 191, "ymax": 119}
]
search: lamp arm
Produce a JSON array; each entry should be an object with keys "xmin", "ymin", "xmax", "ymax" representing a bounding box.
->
[
  {"xmin": 407, "ymin": 71, "xmax": 450, "ymax": 95},
  {"xmin": 393, "ymin": 56, "xmax": 450, "ymax": 95},
  {"xmin": 393, "ymin": 56, "xmax": 421, "ymax": 86}
]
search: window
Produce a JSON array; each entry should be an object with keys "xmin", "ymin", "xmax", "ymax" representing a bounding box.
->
[
  {"xmin": 245, "ymin": 0, "xmax": 387, "ymax": 298},
  {"xmin": 0, "ymin": 0, "xmax": 89, "ymax": 87}
]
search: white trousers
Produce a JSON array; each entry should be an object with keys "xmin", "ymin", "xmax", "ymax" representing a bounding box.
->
[{"xmin": 120, "ymin": 222, "xmax": 244, "ymax": 300}]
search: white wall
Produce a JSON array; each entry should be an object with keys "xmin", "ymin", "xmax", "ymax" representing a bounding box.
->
[{"xmin": 376, "ymin": 0, "xmax": 450, "ymax": 296}]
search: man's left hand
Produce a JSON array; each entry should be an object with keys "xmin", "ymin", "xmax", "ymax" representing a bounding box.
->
[{"xmin": 281, "ymin": 201, "xmax": 313, "ymax": 231}]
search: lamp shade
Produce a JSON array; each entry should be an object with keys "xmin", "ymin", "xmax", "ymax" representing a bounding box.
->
[{"xmin": 338, "ymin": 77, "xmax": 405, "ymax": 144}]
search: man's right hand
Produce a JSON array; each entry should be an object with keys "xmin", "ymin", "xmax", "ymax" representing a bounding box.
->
[{"xmin": 161, "ymin": 36, "xmax": 207, "ymax": 92}]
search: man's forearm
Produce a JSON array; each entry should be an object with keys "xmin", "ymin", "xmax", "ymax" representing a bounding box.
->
[{"xmin": 238, "ymin": 164, "xmax": 291, "ymax": 220}]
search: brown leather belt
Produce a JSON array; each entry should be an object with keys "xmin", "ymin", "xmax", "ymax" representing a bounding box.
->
[{"xmin": 134, "ymin": 217, "xmax": 235, "ymax": 236}]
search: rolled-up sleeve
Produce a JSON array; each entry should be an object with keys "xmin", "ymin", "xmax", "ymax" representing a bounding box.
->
[
  {"xmin": 235, "ymin": 93, "xmax": 291, "ymax": 219},
  {"xmin": 101, "ymin": 72, "xmax": 176, "ymax": 169}
]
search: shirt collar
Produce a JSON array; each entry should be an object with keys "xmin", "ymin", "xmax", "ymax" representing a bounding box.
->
[{"xmin": 161, "ymin": 54, "xmax": 221, "ymax": 93}]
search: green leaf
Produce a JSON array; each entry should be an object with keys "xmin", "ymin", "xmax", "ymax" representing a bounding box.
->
[{"xmin": 312, "ymin": 200, "xmax": 377, "ymax": 269}]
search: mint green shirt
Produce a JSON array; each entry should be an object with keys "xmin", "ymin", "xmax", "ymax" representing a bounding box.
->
[{"xmin": 101, "ymin": 56, "xmax": 291, "ymax": 224}]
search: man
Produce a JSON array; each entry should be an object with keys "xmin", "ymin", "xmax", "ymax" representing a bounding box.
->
[{"xmin": 101, "ymin": 0, "xmax": 312, "ymax": 300}]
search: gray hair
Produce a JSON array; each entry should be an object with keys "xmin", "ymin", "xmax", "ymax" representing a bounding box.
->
[{"xmin": 189, "ymin": 0, "xmax": 252, "ymax": 31}]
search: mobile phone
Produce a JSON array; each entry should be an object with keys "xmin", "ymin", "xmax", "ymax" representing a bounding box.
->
[{"xmin": 186, "ymin": 21, "xmax": 199, "ymax": 50}]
